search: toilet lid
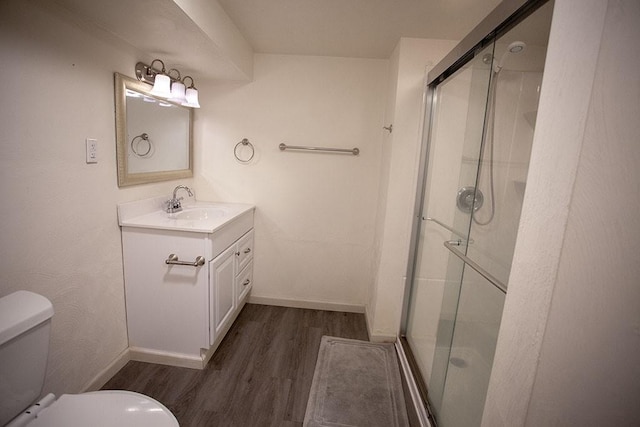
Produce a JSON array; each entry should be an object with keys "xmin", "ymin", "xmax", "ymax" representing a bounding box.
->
[{"xmin": 28, "ymin": 390, "xmax": 179, "ymax": 427}]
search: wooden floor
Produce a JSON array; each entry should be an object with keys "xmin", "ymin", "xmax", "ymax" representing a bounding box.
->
[{"xmin": 102, "ymin": 304, "xmax": 369, "ymax": 426}]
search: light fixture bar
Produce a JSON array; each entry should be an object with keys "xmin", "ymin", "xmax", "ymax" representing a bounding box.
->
[
  {"xmin": 135, "ymin": 62, "xmax": 160, "ymax": 85},
  {"xmin": 134, "ymin": 59, "xmax": 200, "ymax": 108}
]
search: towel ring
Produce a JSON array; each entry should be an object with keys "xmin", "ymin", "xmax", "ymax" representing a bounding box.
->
[
  {"xmin": 131, "ymin": 133, "xmax": 152, "ymax": 157},
  {"xmin": 234, "ymin": 138, "xmax": 255, "ymax": 163}
]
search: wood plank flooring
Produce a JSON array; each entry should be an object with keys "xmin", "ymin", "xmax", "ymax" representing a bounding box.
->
[{"xmin": 102, "ymin": 304, "xmax": 369, "ymax": 426}]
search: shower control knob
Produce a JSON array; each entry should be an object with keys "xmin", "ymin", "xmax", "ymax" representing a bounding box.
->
[{"xmin": 456, "ymin": 186, "xmax": 484, "ymax": 213}]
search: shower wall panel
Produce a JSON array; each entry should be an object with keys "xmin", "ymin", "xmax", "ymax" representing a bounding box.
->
[{"xmin": 467, "ymin": 70, "xmax": 544, "ymax": 286}]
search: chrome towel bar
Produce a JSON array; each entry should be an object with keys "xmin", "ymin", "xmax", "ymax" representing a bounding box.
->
[
  {"xmin": 165, "ymin": 254, "xmax": 205, "ymax": 267},
  {"xmin": 279, "ymin": 143, "xmax": 359, "ymax": 156},
  {"xmin": 443, "ymin": 241, "xmax": 506, "ymax": 294}
]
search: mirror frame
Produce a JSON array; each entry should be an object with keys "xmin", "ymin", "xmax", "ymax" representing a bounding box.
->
[{"xmin": 114, "ymin": 72, "xmax": 194, "ymax": 187}]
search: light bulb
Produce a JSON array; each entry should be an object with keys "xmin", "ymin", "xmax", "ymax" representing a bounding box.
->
[
  {"xmin": 150, "ymin": 74, "xmax": 171, "ymax": 98},
  {"xmin": 183, "ymin": 87, "xmax": 200, "ymax": 108},
  {"xmin": 169, "ymin": 81, "xmax": 187, "ymax": 104}
]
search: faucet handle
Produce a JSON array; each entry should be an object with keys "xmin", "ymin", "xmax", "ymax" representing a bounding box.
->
[{"xmin": 165, "ymin": 197, "xmax": 184, "ymax": 213}]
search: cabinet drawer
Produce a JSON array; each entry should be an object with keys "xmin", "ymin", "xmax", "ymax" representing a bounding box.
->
[
  {"xmin": 236, "ymin": 229, "xmax": 254, "ymax": 272},
  {"xmin": 236, "ymin": 260, "xmax": 253, "ymax": 303},
  {"xmin": 210, "ymin": 211, "xmax": 254, "ymax": 259}
]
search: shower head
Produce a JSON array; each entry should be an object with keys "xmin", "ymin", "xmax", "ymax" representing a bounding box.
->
[
  {"xmin": 507, "ymin": 41, "xmax": 527, "ymax": 53},
  {"xmin": 494, "ymin": 41, "xmax": 527, "ymax": 73}
]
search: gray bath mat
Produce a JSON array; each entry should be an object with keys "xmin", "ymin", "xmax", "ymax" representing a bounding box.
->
[{"xmin": 304, "ymin": 336, "xmax": 409, "ymax": 427}]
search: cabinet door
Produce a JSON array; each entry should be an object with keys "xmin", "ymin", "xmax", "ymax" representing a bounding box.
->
[
  {"xmin": 209, "ymin": 245, "xmax": 236, "ymax": 345},
  {"xmin": 122, "ymin": 228, "xmax": 208, "ymax": 355}
]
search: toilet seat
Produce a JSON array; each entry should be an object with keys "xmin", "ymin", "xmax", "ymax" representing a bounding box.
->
[{"xmin": 27, "ymin": 390, "xmax": 178, "ymax": 427}]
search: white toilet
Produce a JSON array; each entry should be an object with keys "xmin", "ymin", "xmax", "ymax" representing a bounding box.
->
[{"xmin": 0, "ymin": 291, "xmax": 179, "ymax": 427}]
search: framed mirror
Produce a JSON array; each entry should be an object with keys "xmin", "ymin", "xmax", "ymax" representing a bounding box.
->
[{"xmin": 114, "ymin": 72, "xmax": 193, "ymax": 187}]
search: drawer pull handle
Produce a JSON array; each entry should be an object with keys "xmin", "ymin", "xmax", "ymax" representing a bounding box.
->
[
  {"xmin": 244, "ymin": 248, "xmax": 251, "ymax": 254},
  {"xmin": 242, "ymin": 279, "xmax": 251, "ymax": 286},
  {"xmin": 165, "ymin": 254, "xmax": 205, "ymax": 267}
]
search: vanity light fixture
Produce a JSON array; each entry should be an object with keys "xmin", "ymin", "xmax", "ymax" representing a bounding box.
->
[{"xmin": 134, "ymin": 59, "xmax": 200, "ymax": 108}]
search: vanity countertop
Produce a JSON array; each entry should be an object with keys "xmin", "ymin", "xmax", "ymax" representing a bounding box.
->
[{"xmin": 118, "ymin": 196, "xmax": 254, "ymax": 234}]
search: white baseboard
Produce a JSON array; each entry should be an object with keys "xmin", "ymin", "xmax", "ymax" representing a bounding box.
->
[
  {"xmin": 82, "ymin": 348, "xmax": 131, "ymax": 392},
  {"xmin": 128, "ymin": 347, "xmax": 205, "ymax": 370},
  {"xmin": 248, "ymin": 295, "xmax": 365, "ymax": 313},
  {"xmin": 369, "ymin": 332, "xmax": 398, "ymax": 343}
]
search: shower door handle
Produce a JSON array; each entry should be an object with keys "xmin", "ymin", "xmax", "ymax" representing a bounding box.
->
[
  {"xmin": 445, "ymin": 239, "xmax": 470, "ymax": 246},
  {"xmin": 443, "ymin": 241, "xmax": 506, "ymax": 294},
  {"xmin": 423, "ymin": 216, "xmax": 473, "ymax": 244}
]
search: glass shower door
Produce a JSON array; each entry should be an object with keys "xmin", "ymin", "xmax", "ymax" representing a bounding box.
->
[
  {"xmin": 403, "ymin": 2, "xmax": 552, "ymax": 426},
  {"xmin": 404, "ymin": 43, "xmax": 495, "ymax": 418}
]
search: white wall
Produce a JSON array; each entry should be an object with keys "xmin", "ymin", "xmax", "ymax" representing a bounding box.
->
[
  {"xmin": 368, "ymin": 38, "xmax": 457, "ymax": 340},
  {"xmin": 368, "ymin": 41, "xmax": 400, "ymax": 337},
  {"xmin": 525, "ymin": 0, "xmax": 640, "ymax": 424},
  {"xmin": 483, "ymin": 0, "xmax": 640, "ymax": 424},
  {"xmin": 193, "ymin": 54, "xmax": 388, "ymax": 311},
  {"xmin": 0, "ymin": 0, "xmax": 193, "ymax": 396}
]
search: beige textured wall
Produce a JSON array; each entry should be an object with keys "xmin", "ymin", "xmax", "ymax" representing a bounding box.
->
[
  {"xmin": 525, "ymin": 0, "xmax": 640, "ymax": 424},
  {"xmin": 193, "ymin": 54, "xmax": 388, "ymax": 310},
  {"xmin": 368, "ymin": 41, "xmax": 400, "ymax": 334},
  {"xmin": 369, "ymin": 38, "xmax": 457, "ymax": 340},
  {"xmin": 0, "ymin": 0, "xmax": 193, "ymax": 396},
  {"xmin": 483, "ymin": 0, "xmax": 640, "ymax": 424}
]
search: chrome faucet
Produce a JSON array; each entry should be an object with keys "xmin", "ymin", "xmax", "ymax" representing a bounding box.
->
[{"xmin": 166, "ymin": 185, "xmax": 193, "ymax": 213}]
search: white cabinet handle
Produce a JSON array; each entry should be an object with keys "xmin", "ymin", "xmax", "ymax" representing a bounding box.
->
[
  {"xmin": 165, "ymin": 254, "xmax": 205, "ymax": 267},
  {"xmin": 242, "ymin": 279, "xmax": 251, "ymax": 286}
]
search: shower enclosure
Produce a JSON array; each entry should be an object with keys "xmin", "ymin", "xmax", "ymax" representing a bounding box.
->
[{"xmin": 400, "ymin": 1, "xmax": 553, "ymax": 425}]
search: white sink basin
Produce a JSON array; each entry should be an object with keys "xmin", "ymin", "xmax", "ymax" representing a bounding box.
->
[
  {"xmin": 171, "ymin": 207, "xmax": 228, "ymax": 220},
  {"xmin": 118, "ymin": 197, "xmax": 254, "ymax": 233}
]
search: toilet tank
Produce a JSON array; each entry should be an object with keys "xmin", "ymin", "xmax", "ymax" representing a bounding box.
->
[{"xmin": 0, "ymin": 291, "xmax": 54, "ymax": 426}]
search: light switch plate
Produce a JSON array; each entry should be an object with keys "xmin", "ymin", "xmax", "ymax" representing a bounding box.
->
[{"xmin": 86, "ymin": 138, "xmax": 97, "ymax": 163}]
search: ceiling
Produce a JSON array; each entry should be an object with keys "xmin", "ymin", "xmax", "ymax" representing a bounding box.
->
[
  {"xmin": 217, "ymin": 0, "xmax": 502, "ymax": 59},
  {"xmin": 50, "ymin": 0, "xmax": 510, "ymax": 80}
]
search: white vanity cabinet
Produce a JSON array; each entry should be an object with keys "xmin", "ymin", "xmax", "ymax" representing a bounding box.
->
[{"xmin": 118, "ymin": 199, "xmax": 255, "ymax": 369}]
